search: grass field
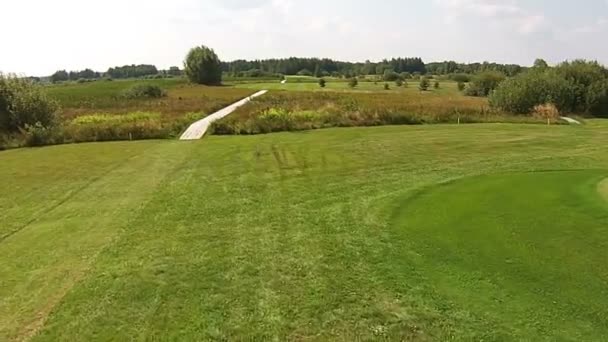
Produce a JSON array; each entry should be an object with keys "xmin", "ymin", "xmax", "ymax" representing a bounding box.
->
[
  {"xmin": 46, "ymin": 78, "xmax": 252, "ymax": 119},
  {"xmin": 211, "ymin": 89, "xmax": 544, "ymax": 135},
  {"xmin": 232, "ymin": 78, "xmax": 460, "ymax": 93},
  {"xmin": 1, "ymin": 121, "xmax": 607, "ymax": 340}
]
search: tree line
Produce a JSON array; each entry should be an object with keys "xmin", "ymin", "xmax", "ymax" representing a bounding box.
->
[
  {"xmin": 50, "ymin": 65, "xmax": 182, "ymax": 83},
  {"xmin": 47, "ymin": 57, "xmax": 529, "ymax": 83},
  {"xmin": 222, "ymin": 57, "xmax": 427, "ymax": 77},
  {"xmin": 426, "ymin": 61, "xmax": 524, "ymax": 77},
  {"xmin": 222, "ymin": 57, "xmax": 527, "ymax": 78}
]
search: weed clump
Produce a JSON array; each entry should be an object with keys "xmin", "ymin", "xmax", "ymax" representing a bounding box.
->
[{"xmin": 121, "ymin": 84, "xmax": 166, "ymax": 99}]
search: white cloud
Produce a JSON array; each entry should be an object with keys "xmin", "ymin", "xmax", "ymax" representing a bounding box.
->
[
  {"xmin": 435, "ymin": 0, "xmax": 547, "ymax": 35},
  {"xmin": 571, "ymin": 17, "xmax": 608, "ymax": 34},
  {"xmin": 518, "ymin": 15, "xmax": 547, "ymax": 34},
  {"xmin": 437, "ymin": 0, "xmax": 522, "ymax": 17}
]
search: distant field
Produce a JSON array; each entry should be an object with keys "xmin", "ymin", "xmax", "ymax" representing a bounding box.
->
[
  {"xmin": 46, "ymin": 78, "xmax": 252, "ymax": 119},
  {"xmin": 211, "ymin": 88, "xmax": 545, "ymax": 134},
  {"xmin": 20, "ymin": 76, "xmax": 554, "ymax": 146},
  {"xmin": 1, "ymin": 122, "xmax": 607, "ymax": 340},
  {"xmin": 232, "ymin": 78, "xmax": 462, "ymax": 93}
]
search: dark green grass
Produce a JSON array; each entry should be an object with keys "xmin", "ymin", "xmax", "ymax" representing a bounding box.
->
[
  {"xmin": 391, "ymin": 170, "xmax": 608, "ymax": 339},
  {"xmin": 1, "ymin": 122, "xmax": 607, "ymax": 340}
]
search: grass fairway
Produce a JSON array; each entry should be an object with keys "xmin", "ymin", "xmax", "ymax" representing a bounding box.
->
[
  {"xmin": 1, "ymin": 122, "xmax": 608, "ymax": 340},
  {"xmin": 392, "ymin": 171, "xmax": 608, "ymax": 339}
]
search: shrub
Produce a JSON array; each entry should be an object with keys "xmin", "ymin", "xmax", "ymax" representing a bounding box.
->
[
  {"xmin": 465, "ymin": 71, "xmax": 506, "ymax": 97},
  {"xmin": 121, "ymin": 84, "xmax": 167, "ymax": 99},
  {"xmin": 395, "ymin": 79, "xmax": 403, "ymax": 87},
  {"xmin": 319, "ymin": 78, "xmax": 326, "ymax": 88},
  {"xmin": 554, "ymin": 60, "xmax": 608, "ymax": 115},
  {"xmin": 384, "ymin": 83, "xmax": 390, "ymax": 90},
  {"xmin": 400, "ymin": 72, "xmax": 412, "ymax": 79},
  {"xmin": 488, "ymin": 62, "xmax": 608, "ymax": 115},
  {"xmin": 450, "ymin": 73, "xmax": 471, "ymax": 83},
  {"xmin": 434, "ymin": 81, "xmax": 440, "ymax": 89},
  {"xmin": 532, "ymin": 103, "xmax": 560, "ymax": 124},
  {"xmin": 586, "ymin": 79, "xmax": 608, "ymax": 117},
  {"xmin": 0, "ymin": 74, "xmax": 59, "ymax": 133},
  {"xmin": 419, "ymin": 77, "xmax": 430, "ymax": 91},
  {"xmin": 24, "ymin": 122, "xmax": 61, "ymax": 146},
  {"xmin": 348, "ymin": 78, "xmax": 358, "ymax": 88},
  {"xmin": 383, "ymin": 70, "xmax": 400, "ymax": 82},
  {"xmin": 457, "ymin": 82, "xmax": 466, "ymax": 91},
  {"xmin": 184, "ymin": 45, "xmax": 222, "ymax": 85}
]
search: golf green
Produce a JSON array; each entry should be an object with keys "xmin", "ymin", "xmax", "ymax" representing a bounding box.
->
[{"xmin": 391, "ymin": 170, "xmax": 608, "ymax": 339}]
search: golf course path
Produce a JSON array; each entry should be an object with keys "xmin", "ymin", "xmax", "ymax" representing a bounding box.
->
[
  {"xmin": 561, "ymin": 116, "xmax": 581, "ymax": 124},
  {"xmin": 180, "ymin": 90, "xmax": 268, "ymax": 140}
]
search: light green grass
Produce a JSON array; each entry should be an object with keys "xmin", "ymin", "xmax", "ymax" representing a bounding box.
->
[
  {"xmin": 1, "ymin": 122, "xmax": 608, "ymax": 340},
  {"xmin": 232, "ymin": 79, "xmax": 462, "ymax": 94}
]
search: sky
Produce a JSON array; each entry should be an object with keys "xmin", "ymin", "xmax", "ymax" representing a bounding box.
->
[{"xmin": 1, "ymin": 0, "xmax": 608, "ymax": 76}]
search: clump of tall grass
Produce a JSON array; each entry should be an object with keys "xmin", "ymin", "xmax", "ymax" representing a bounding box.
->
[
  {"xmin": 71, "ymin": 112, "xmax": 161, "ymax": 125},
  {"xmin": 210, "ymin": 91, "xmax": 546, "ymax": 135},
  {"xmin": 120, "ymin": 84, "xmax": 166, "ymax": 99},
  {"xmin": 0, "ymin": 110, "xmax": 209, "ymax": 148}
]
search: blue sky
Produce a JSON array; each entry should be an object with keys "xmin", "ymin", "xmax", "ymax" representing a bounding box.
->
[{"xmin": 2, "ymin": 0, "xmax": 608, "ymax": 75}]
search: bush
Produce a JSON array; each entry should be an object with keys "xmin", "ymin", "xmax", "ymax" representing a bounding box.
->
[
  {"xmin": 489, "ymin": 61, "xmax": 608, "ymax": 116},
  {"xmin": 348, "ymin": 78, "xmax": 358, "ymax": 88},
  {"xmin": 319, "ymin": 78, "xmax": 326, "ymax": 88},
  {"xmin": 400, "ymin": 72, "xmax": 412, "ymax": 80},
  {"xmin": 121, "ymin": 84, "xmax": 167, "ymax": 99},
  {"xmin": 395, "ymin": 79, "xmax": 403, "ymax": 87},
  {"xmin": 0, "ymin": 74, "xmax": 59, "ymax": 133},
  {"xmin": 419, "ymin": 77, "xmax": 430, "ymax": 91},
  {"xmin": 384, "ymin": 83, "xmax": 390, "ymax": 90},
  {"xmin": 586, "ymin": 79, "xmax": 608, "ymax": 117},
  {"xmin": 383, "ymin": 70, "xmax": 400, "ymax": 82},
  {"xmin": 457, "ymin": 82, "xmax": 466, "ymax": 91},
  {"xmin": 434, "ymin": 81, "xmax": 440, "ymax": 89},
  {"xmin": 24, "ymin": 122, "xmax": 61, "ymax": 146},
  {"xmin": 532, "ymin": 103, "xmax": 560, "ymax": 124},
  {"xmin": 184, "ymin": 45, "xmax": 222, "ymax": 85},
  {"xmin": 555, "ymin": 60, "xmax": 608, "ymax": 115},
  {"xmin": 450, "ymin": 73, "xmax": 471, "ymax": 83},
  {"xmin": 465, "ymin": 71, "xmax": 506, "ymax": 97}
]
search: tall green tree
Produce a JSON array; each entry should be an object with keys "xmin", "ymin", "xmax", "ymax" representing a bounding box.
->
[
  {"xmin": 184, "ymin": 45, "xmax": 222, "ymax": 85},
  {"xmin": 50, "ymin": 70, "xmax": 69, "ymax": 83},
  {"xmin": 533, "ymin": 58, "xmax": 549, "ymax": 69}
]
